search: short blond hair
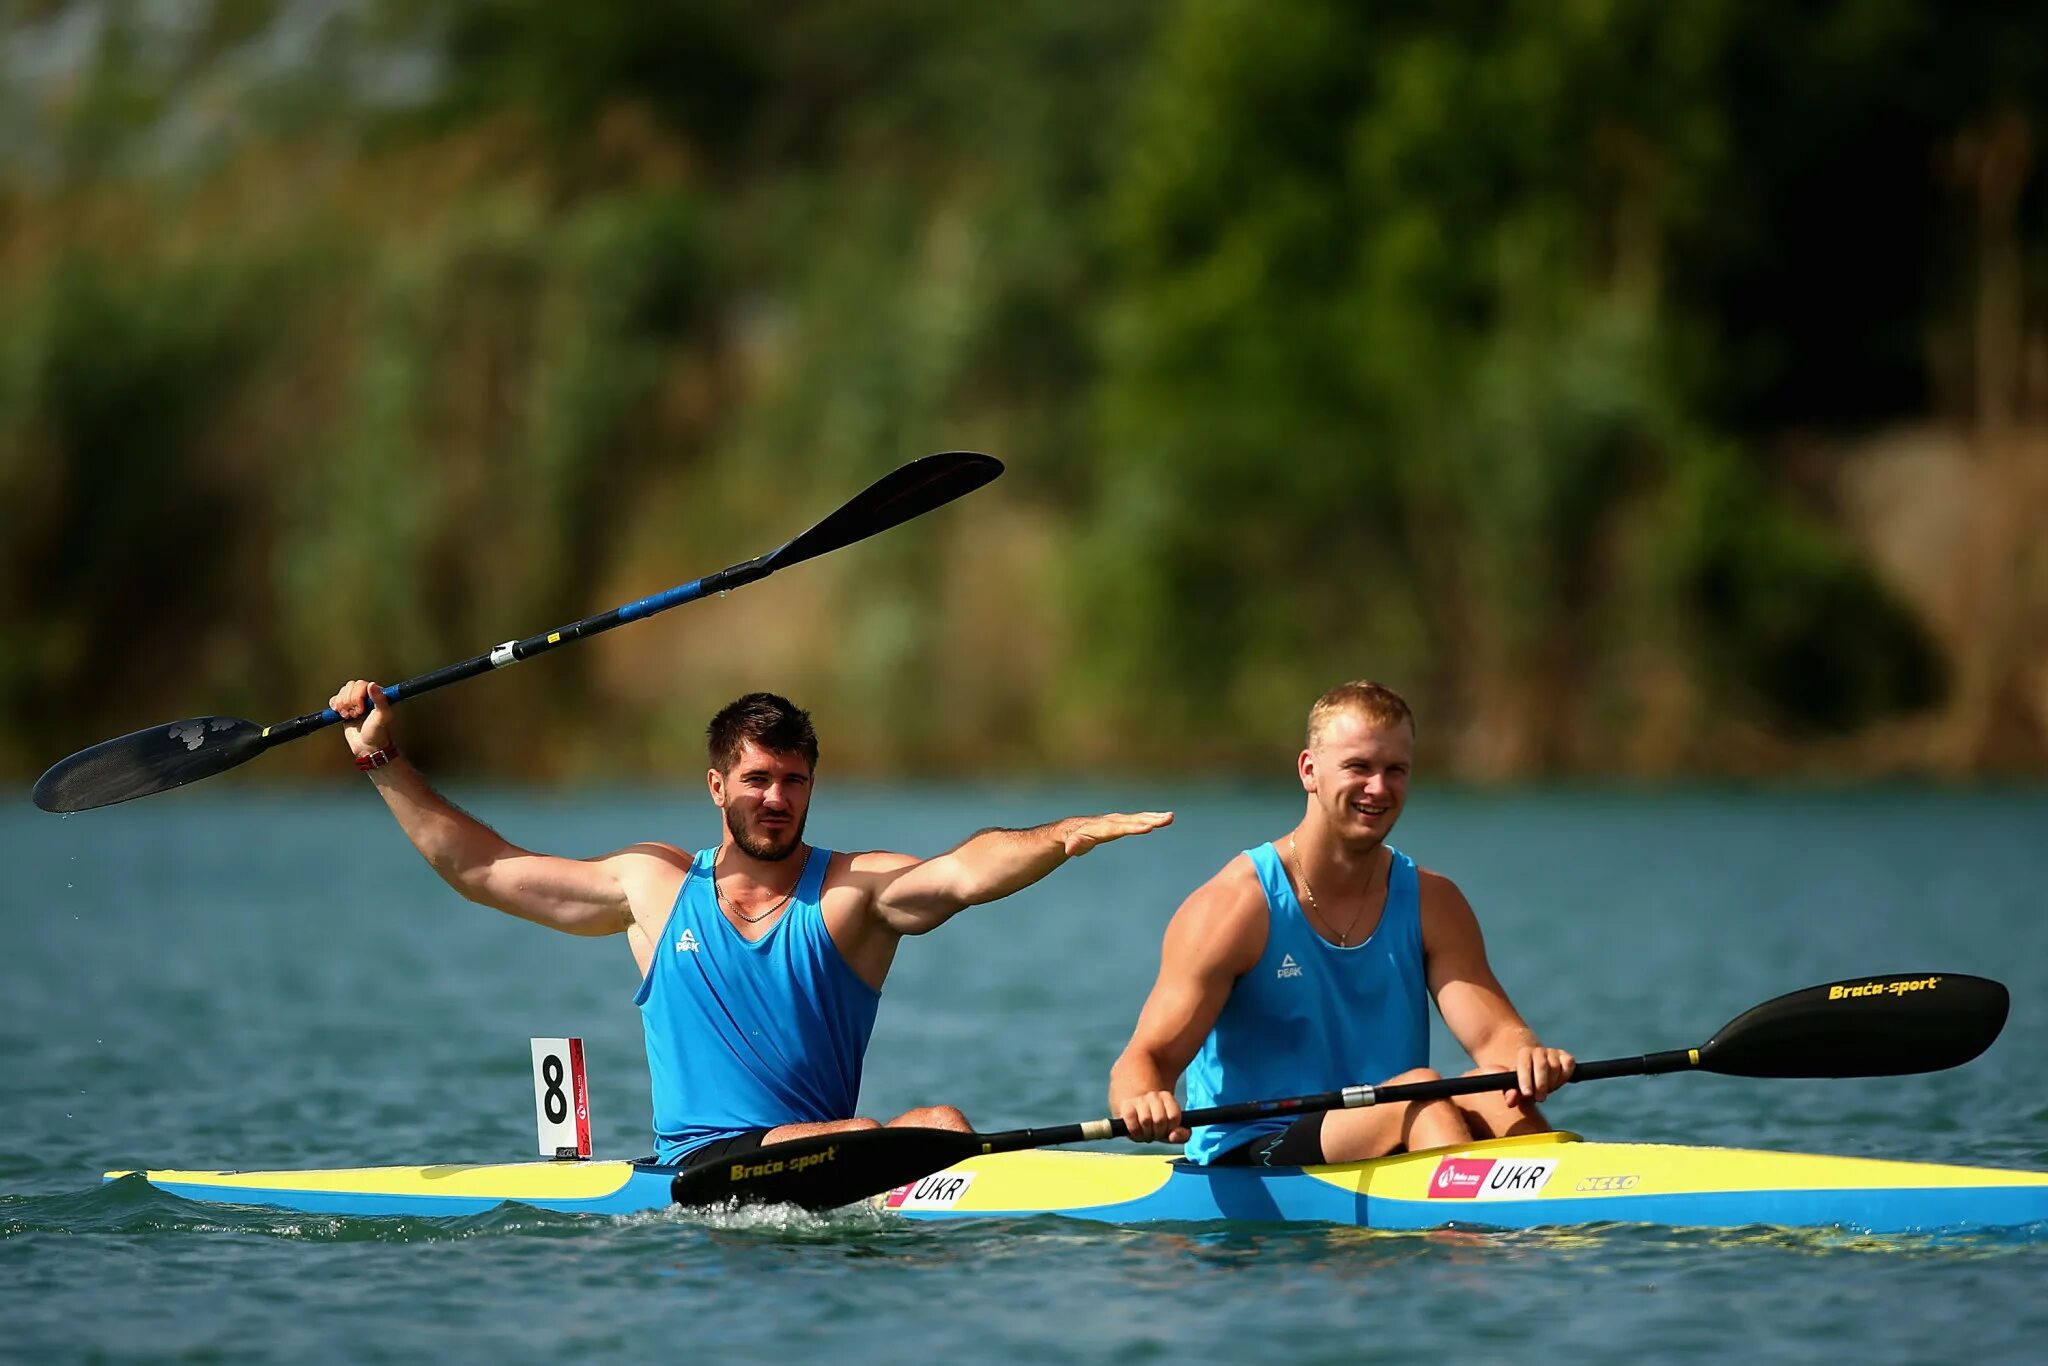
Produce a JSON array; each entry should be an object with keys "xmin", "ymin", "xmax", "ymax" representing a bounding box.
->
[{"xmin": 1306, "ymin": 681, "xmax": 1416, "ymax": 749}]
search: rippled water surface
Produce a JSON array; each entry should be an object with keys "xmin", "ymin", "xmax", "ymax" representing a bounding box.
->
[{"xmin": 6, "ymin": 784, "xmax": 2047, "ymax": 1362}]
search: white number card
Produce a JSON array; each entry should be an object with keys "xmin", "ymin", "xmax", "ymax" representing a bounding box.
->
[{"xmin": 530, "ymin": 1037, "xmax": 591, "ymax": 1159}]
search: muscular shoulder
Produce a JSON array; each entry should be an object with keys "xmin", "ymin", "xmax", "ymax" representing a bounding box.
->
[
  {"xmin": 819, "ymin": 849, "xmax": 917, "ymax": 906},
  {"xmin": 1200, "ymin": 853, "xmax": 1270, "ymax": 921},
  {"xmin": 603, "ymin": 841, "xmax": 694, "ymax": 877},
  {"xmin": 602, "ymin": 842, "xmax": 693, "ymax": 917},
  {"xmin": 816, "ymin": 850, "xmax": 917, "ymax": 931},
  {"xmin": 1414, "ymin": 864, "xmax": 1478, "ymax": 908},
  {"xmin": 1162, "ymin": 854, "xmax": 1269, "ymax": 977},
  {"xmin": 1413, "ymin": 864, "xmax": 1466, "ymax": 911},
  {"xmin": 1413, "ymin": 865, "xmax": 1482, "ymax": 952},
  {"xmin": 837, "ymin": 849, "xmax": 919, "ymax": 877}
]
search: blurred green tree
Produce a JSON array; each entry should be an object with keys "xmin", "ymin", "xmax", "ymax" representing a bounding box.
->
[{"xmin": 1, "ymin": 0, "xmax": 2039, "ymax": 781}]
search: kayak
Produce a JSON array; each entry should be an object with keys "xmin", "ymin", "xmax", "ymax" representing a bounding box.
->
[{"xmin": 106, "ymin": 1132, "xmax": 2048, "ymax": 1234}]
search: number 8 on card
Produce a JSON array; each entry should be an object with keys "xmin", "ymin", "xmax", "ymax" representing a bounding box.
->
[{"xmin": 530, "ymin": 1037, "xmax": 591, "ymax": 1159}]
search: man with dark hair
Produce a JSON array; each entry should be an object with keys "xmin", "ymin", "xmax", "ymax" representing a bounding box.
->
[
  {"xmin": 707, "ymin": 692, "xmax": 821, "ymax": 777},
  {"xmin": 329, "ymin": 679, "xmax": 1170, "ymax": 1169},
  {"xmin": 1109, "ymin": 680, "xmax": 1572, "ymax": 1166}
]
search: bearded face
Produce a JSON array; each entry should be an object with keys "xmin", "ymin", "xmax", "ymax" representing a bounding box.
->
[
  {"xmin": 725, "ymin": 794, "xmax": 807, "ymax": 861},
  {"xmin": 709, "ymin": 740, "xmax": 814, "ymax": 862}
]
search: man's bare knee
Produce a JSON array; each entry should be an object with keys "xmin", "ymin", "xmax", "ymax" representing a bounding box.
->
[
  {"xmin": 1384, "ymin": 1067, "xmax": 1444, "ymax": 1085},
  {"xmin": 886, "ymin": 1105, "xmax": 971, "ymax": 1132},
  {"xmin": 1452, "ymin": 1082, "xmax": 1552, "ymax": 1140},
  {"xmin": 1401, "ymin": 1095, "xmax": 1473, "ymax": 1151},
  {"xmin": 763, "ymin": 1116, "xmax": 880, "ymax": 1144}
]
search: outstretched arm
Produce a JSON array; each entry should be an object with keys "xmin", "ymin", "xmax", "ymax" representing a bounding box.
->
[
  {"xmin": 331, "ymin": 680, "xmax": 645, "ymax": 936},
  {"xmin": 1421, "ymin": 871, "xmax": 1574, "ymax": 1105},
  {"xmin": 858, "ymin": 811, "xmax": 1173, "ymax": 935}
]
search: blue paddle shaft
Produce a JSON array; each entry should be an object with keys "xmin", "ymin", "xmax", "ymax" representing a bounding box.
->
[
  {"xmin": 289, "ymin": 564, "xmax": 772, "ymax": 738},
  {"xmin": 31, "ymin": 453, "xmax": 999, "ymax": 812}
]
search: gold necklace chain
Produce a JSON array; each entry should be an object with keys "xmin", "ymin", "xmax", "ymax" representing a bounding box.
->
[
  {"xmin": 715, "ymin": 857, "xmax": 796, "ymax": 924},
  {"xmin": 1289, "ymin": 834, "xmax": 1373, "ymax": 947}
]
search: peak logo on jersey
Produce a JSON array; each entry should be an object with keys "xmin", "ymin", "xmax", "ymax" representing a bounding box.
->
[
  {"xmin": 675, "ymin": 929, "xmax": 701, "ymax": 953},
  {"xmin": 1277, "ymin": 954, "xmax": 1303, "ymax": 980},
  {"xmin": 1427, "ymin": 1157, "xmax": 1557, "ymax": 1200}
]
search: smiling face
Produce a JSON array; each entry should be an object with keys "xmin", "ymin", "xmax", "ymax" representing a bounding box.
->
[
  {"xmin": 708, "ymin": 740, "xmax": 813, "ymax": 862},
  {"xmin": 1299, "ymin": 707, "xmax": 1412, "ymax": 850}
]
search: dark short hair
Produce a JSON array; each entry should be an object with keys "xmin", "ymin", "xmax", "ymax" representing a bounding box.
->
[{"xmin": 707, "ymin": 693, "xmax": 819, "ymax": 773}]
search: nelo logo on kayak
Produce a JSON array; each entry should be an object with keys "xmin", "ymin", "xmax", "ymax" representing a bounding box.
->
[
  {"xmin": 729, "ymin": 1144, "xmax": 838, "ymax": 1183},
  {"xmin": 1828, "ymin": 976, "xmax": 1939, "ymax": 1001},
  {"xmin": 1427, "ymin": 1157, "xmax": 1557, "ymax": 1200},
  {"xmin": 885, "ymin": 1173, "xmax": 978, "ymax": 1210},
  {"xmin": 1574, "ymin": 1173, "xmax": 1641, "ymax": 1192}
]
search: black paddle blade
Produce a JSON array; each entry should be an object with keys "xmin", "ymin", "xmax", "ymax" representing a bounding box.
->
[
  {"xmin": 1697, "ymin": 972, "xmax": 2008, "ymax": 1079},
  {"xmin": 32, "ymin": 716, "xmax": 270, "ymax": 813},
  {"xmin": 764, "ymin": 452, "xmax": 1003, "ymax": 573},
  {"xmin": 669, "ymin": 1126, "xmax": 981, "ymax": 1212}
]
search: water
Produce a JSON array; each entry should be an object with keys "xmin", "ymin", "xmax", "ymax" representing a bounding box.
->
[{"xmin": 5, "ymin": 783, "xmax": 2047, "ymax": 1363}]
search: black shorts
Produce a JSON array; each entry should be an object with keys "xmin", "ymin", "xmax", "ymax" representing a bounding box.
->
[
  {"xmin": 676, "ymin": 1128, "xmax": 773, "ymax": 1170},
  {"xmin": 1211, "ymin": 1113, "xmax": 1328, "ymax": 1168}
]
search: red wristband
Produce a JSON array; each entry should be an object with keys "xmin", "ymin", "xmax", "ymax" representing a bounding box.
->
[{"xmin": 354, "ymin": 747, "xmax": 399, "ymax": 772}]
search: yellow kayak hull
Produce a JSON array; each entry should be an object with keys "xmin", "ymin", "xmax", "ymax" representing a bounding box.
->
[{"xmin": 108, "ymin": 1133, "xmax": 2048, "ymax": 1234}]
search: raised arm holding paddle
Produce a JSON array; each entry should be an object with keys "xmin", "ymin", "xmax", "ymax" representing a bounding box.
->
[{"xmin": 34, "ymin": 453, "xmax": 1005, "ymax": 813}]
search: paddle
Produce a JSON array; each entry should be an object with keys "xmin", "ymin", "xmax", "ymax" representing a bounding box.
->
[
  {"xmin": 668, "ymin": 970, "xmax": 2008, "ymax": 1212},
  {"xmin": 33, "ymin": 452, "xmax": 1004, "ymax": 813}
]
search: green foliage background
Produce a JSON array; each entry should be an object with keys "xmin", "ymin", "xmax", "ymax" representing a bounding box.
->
[{"xmin": 3, "ymin": 1, "xmax": 2043, "ymax": 783}]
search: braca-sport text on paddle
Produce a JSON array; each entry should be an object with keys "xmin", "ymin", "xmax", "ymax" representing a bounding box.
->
[
  {"xmin": 34, "ymin": 452, "xmax": 1002, "ymax": 812},
  {"xmin": 669, "ymin": 971, "xmax": 2008, "ymax": 1212}
]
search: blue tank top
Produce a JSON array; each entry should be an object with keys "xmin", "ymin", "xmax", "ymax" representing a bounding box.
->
[
  {"xmin": 633, "ymin": 845, "xmax": 881, "ymax": 1163},
  {"xmin": 1183, "ymin": 842, "xmax": 1430, "ymax": 1164}
]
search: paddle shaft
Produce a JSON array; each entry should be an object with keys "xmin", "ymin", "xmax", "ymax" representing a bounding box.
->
[
  {"xmin": 32, "ymin": 452, "xmax": 1002, "ymax": 812},
  {"xmin": 254, "ymin": 556, "xmax": 776, "ymax": 751},
  {"xmin": 264, "ymin": 454, "xmax": 1003, "ymax": 746},
  {"xmin": 973, "ymin": 1051, "xmax": 1696, "ymax": 1153}
]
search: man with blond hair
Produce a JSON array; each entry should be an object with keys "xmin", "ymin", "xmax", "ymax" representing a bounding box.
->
[{"xmin": 1110, "ymin": 681, "xmax": 1573, "ymax": 1165}]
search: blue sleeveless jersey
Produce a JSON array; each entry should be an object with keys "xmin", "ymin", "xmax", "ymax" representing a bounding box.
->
[
  {"xmin": 1183, "ymin": 842, "xmax": 1430, "ymax": 1164},
  {"xmin": 633, "ymin": 846, "xmax": 880, "ymax": 1163}
]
